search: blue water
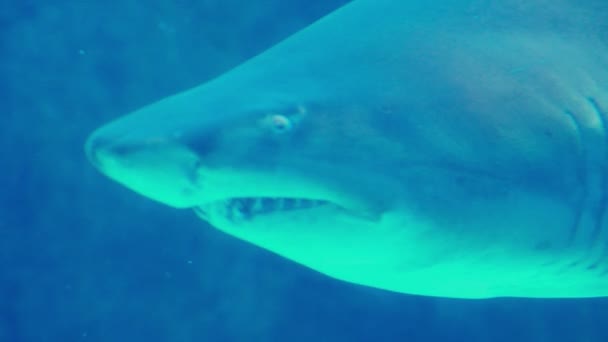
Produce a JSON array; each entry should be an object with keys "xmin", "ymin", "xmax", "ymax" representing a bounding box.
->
[{"xmin": 1, "ymin": 1, "xmax": 608, "ymax": 341}]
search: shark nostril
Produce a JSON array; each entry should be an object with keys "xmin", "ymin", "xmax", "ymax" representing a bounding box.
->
[
  {"xmin": 85, "ymin": 134, "xmax": 109, "ymax": 169},
  {"xmin": 85, "ymin": 133, "xmax": 136, "ymax": 168},
  {"xmin": 85, "ymin": 130, "xmax": 142, "ymax": 169}
]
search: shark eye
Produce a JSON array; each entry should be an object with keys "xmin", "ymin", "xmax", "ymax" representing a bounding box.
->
[{"xmin": 267, "ymin": 114, "xmax": 292, "ymax": 134}]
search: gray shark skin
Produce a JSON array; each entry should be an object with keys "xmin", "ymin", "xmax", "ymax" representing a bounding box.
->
[{"xmin": 86, "ymin": 0, "xmax": 608, "ymax": 298}]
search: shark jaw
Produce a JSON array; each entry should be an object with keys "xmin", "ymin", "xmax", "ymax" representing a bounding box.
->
[
  {"xmin": 85, "ymin": 128, "xmax": 375, "ymax": 231},
  {"xmin": 195, "ymin": 197, "xmax": 332, "ymax": 224}
]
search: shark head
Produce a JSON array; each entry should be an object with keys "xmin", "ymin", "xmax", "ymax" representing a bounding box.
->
[
  {"xmin": 85, "ymin": 53, "xmax": 386, "ymax": 232},
  {"xmin": 85, "ymin": 56, "xmax": 405, "ymax": 285}
]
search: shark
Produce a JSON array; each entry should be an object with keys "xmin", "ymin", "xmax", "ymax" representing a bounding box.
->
[{"xmin": 85, "ymin": 0, "xmax": 608, "ymax": 298}]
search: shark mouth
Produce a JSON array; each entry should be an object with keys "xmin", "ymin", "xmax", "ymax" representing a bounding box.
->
[{"xmin": 194, "ymin": 197, "xmax": 331, "ymax": 223}]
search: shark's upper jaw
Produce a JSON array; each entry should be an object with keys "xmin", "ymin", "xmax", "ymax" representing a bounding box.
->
[
  {"xmin": 194, "ymin": 197, "xmax": 336, "ymax": 225},
  {"xmin": 187, "ymin": 162, "xmax": 373, "ymax": 225}
]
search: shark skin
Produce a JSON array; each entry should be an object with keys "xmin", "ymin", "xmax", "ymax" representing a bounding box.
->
[{"xmin": 85, "ymin": 0, "xmax": 608, "ymax": 298}]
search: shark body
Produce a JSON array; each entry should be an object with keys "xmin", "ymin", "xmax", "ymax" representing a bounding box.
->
[{"xmin": 86, "ymin": 0, "xmax": 608, "ymax": 298}]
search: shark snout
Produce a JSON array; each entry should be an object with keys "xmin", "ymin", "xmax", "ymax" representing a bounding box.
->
[
  {"xmin": 85, "ymin": 123, "xmax": 177, "ymax": 170},
  {"xmin": 85, "ymin": 130, "xmax": 140, "ymax": 171},
  {"xmin": 85, "ymin": 123, "xmax": 205, "ymax": 208}
]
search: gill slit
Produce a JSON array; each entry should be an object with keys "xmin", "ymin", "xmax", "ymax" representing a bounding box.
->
[
  {"xmin": 563, "ymin": 109, "xmax": 586, "ymax": 247},
  {"xmin": 584, "ymin": 98, "xmax": 608, "ymax": 273}
]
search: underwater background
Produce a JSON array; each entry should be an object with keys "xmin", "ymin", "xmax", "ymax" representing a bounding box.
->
[{"xmin": 2, "ymin": 0, "xmax": 608, "ymax": 341}]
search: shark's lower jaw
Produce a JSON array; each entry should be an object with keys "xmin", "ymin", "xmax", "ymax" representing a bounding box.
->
[{"xmin": 194, "ymin": 197, "xmax": 333, "ymax": 224}]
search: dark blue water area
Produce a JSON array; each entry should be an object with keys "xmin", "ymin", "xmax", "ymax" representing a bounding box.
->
[{"xmin": 1, "ymin": 1, "xmax": 608, "ymax": 341}]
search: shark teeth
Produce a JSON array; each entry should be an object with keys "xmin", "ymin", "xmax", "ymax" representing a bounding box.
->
[{"xmin": 195, "ymin": 197, "xmax": 329, "ymax": 223}]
